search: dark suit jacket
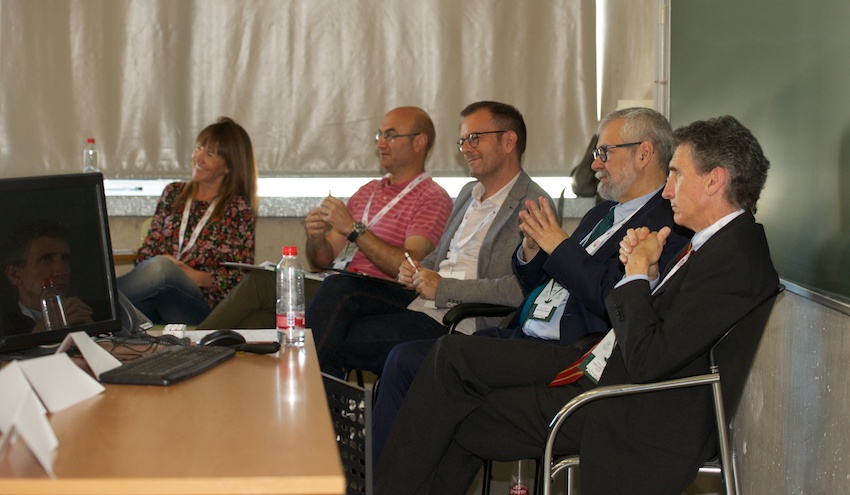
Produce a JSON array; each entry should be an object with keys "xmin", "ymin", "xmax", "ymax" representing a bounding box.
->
[
  {"xmin": 1, "ymin": 308, "xmax": 36, "ymax": 336},
  {"xmin": 577, "ymin": 212, "xmax": 778, "ymax": 494},
  {"xmin": 512, "ymin": 189, "xmax": 691, "ymax": 346}
]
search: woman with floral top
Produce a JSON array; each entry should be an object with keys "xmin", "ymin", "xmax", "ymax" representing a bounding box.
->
[{"xmin": 118, "ymin": 117, "xmax": 258, "ymax": 324}]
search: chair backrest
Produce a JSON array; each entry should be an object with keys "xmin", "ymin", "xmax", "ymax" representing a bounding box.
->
[
  {"xmin": 139, "ymin": 217, "xmax": 153, "ymax": 245},
  {"xmin": 709, "ymin": 285, "xmax": 783, "ymax": 419}
]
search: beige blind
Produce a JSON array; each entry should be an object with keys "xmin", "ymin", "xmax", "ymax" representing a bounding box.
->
[{"xmin": 0, "ymin": 0, "xmax": 600, "ymax": 179}]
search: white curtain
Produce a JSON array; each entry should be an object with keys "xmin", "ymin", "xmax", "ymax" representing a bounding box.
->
[
  {"xmin": 0, "ymin": 0, "xmax": 599, "ymax": 180},
  {"xmin": 597, "ymin": 0, "xmax": 659, "ymax": 117}
]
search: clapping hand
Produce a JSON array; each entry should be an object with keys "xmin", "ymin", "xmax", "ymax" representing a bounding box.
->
[{"xmin": 518, "ymin": 197, "xmax": 568, "ymax": 255}]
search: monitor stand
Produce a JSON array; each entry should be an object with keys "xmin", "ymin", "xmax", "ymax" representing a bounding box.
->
[{"xmin": 0, "ymin": 343, "xmax": 62, "ymax": 362}]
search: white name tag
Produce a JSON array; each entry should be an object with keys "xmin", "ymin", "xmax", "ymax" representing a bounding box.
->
[
  {"xmin": 579, "ymin": 329, "xmax": 616, "ymax": 383},
  {"xmin": 529, "ymin": 279, "xmax": 568, "ymax": 322},
  {"xmin": 332, "ymin": 243, "xmax": 359, "ymax": 270}
]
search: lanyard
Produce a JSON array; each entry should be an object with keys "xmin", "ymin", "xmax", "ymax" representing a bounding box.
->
[
  {"xmin": 653, "ymin": 249, "xmax": 693, "ymax": 294},
  {"xmin": 361, "ymin": 172, "xmax": 429, "ymax": 228},
  {"xmin": 542, "ymin": 279, "xmax": 567, "ymax": 303},
  {"xmin": 177, "ymin": 196, "xmax": 218, "ymax": 260}
]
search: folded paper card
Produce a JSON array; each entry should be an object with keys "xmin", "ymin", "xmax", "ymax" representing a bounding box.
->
[
  {"xmin": 56, "ymin": 331, "xmax": 122, "ymax": 379},
  {"xmin": 18, "ymin": 352, "xmax": 106, "ymax": 414},
  {"xmin": 0, "ymin": 361, "xmax": 58, "ymax": 477}
]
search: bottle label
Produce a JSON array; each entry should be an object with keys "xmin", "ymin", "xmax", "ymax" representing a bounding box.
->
[
  {"xmin": 276, "ymin": 313, "xmax": 305, "ymax": 329},
  {"xmin": 509, "ymin": 484, "xmax": 529, "ymax": 495}
]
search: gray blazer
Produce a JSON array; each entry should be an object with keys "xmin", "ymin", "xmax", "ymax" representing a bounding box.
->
[{"xmin": 420, "ymin": 170, "xmax": 552, "ymax": 331}]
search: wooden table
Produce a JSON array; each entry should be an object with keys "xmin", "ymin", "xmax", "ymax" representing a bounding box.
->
[
  {"xmin": 0, "ymin": 332, "xmax": 345, "ymax": 495},
  {"xmin": 111, "ymin": 248, "xmax": 137, "ymax": 265}
]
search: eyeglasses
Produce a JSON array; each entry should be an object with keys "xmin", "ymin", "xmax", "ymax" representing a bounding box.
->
[
  {"xmin": 457, "ymin": 130, "xmax": 508, "ymax": 152},
  {"xmin": 376, "ymin": 130, "xmax": 421, "ymax": 143},
  {"xmin": 591, "ymin": 142, "xmax": 643, "ymax": 163}
]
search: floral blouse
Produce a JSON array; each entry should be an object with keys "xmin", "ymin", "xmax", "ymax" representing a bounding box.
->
[{"xmin": 136, "ymin": 182, "xmax": 255, "ymax": 309}]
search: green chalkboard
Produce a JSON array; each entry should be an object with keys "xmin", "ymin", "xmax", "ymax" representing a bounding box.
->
[{"xmin": 670, "ymin": 0, "xmax": 850, "ymax": 300}]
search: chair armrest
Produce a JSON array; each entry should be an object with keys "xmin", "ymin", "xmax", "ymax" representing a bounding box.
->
[
  {"xmin": 442, "ymin": 303, "xmax": 517, "ymax": 333},
  {"xmin": 541, "ymin": 373, "xmax": 719, "ymax": 494},
  {"xmin": 547, "ymin": 374, "xmax": 719, "ymax": 431}
]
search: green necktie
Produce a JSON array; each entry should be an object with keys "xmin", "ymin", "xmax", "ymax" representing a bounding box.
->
[{"xmin": 583, "ymin": 207, "xmax": 615, "ymax": 247}]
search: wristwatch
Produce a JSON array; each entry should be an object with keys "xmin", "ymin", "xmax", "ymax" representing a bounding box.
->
[{"xmin": 347, "ymin": 221, "xmax": 368, "ymax": 242}]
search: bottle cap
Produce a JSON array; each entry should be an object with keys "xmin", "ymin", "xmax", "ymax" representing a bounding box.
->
[
  {"xmin": 282, "ymin": 246, "xmax": 298, "ymax": 256},
  {"xmin": 87, "ymin": 137, "xmax": 95, "ymax": 144},
  {"xmin": 40, "ymin": 277, "xmax": 53, "ymax": 288}
]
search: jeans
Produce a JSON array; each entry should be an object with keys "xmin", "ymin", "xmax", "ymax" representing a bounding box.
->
[
  {"xmin": 372, "ymin": 339, "xmax": 435, "ymax": 467},
  {"xmin": 117, "ymin": 256, "xmax": 210, "ymax": 325},
  {"xmin": 305, "ymin": 274, "xmax": 446, "ymax": 376}
]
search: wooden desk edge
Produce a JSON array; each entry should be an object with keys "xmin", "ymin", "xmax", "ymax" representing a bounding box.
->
[{"xmin": 0, "ymin": 475, "xmax": 346, "ymax": 495}]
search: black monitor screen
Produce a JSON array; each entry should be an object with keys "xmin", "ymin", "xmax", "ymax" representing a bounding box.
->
[{"xmin": 0, "ymin": 173, "xmax": 121, "ymax": 355}]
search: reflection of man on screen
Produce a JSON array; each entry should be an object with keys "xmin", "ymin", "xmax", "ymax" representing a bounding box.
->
[{"xmin": 1, "ymin": 220, "xmax": 94, "ymax": 335}]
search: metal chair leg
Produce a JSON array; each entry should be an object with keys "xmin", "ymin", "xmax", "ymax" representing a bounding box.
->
[{"xmin": 481, "ymin": 459, "xmax": 493, "ymax": 495}]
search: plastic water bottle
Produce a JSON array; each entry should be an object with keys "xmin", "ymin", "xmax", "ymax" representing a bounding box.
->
[
  {"xmin": 82, "ymin": 137, "xmax": 99, "ymax": 173},
  {"xmin": 276, "ymin": 246, "xmax": 305, "ymax": 346},
  {"xmin": 509, "ymin": 459, "xmax": 531, "ymax": 495},
  {"xmin": 40, "ymin": 278, "xmax": 69, "ymax": 330}
]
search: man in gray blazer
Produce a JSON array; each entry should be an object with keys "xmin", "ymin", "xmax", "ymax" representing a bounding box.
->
[{"xmin": 306, "ymin": 101, "xmax": 552, "ymax": 376}]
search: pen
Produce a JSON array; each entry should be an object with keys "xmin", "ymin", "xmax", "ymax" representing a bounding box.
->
[{"xmin": 404, "ymin": 251, "xmax": 419, "ymax": 272}]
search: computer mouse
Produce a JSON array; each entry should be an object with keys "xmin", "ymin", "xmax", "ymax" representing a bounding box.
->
[{"xmin": 198, "ymin": 330, "xmax": 246, "ymax": 347}]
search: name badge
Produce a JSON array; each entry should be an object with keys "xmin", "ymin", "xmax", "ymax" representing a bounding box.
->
[
  {"xmin": 332, "ymin": 243, "xmax": 359, "ymax": 270},
  {"xmin": 578, "ymin": 329, "xmax": 617, "ymax": 384},
  {"xmin": 529, "ymin": 279, "xmax": 568, "ymax": 322}
]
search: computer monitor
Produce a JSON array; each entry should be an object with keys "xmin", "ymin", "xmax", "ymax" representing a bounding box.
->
[{"xmin": 0, "ymin": 173, "xmax": 122, "ymax": 356}]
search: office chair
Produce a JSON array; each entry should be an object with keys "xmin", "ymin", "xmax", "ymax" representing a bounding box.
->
[
  {"xmin": 541, "ymin": 285, "xmax": 783, "ymax": 495},
  {"xmin": 443, "ymin": 302, "xmax": 517, "ymax": 334}
]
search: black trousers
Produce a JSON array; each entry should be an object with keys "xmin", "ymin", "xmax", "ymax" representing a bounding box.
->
[{"xmin": 375, "ymin": 333, "xmax": 591, "ymax": 495}]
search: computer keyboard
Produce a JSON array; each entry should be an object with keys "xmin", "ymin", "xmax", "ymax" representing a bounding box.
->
[{"xmin": 99, "ymin": 345, "xmax": 236, "ymax": 386}]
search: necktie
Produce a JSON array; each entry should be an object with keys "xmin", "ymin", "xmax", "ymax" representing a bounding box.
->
[
  {"xmin": 675, "ymin": 242, "xmax": 693, "ymax": 264},
  {"xmin": 548, "ymin": 347, "xmax": 596, "ymax": 386},
  {"xmin": 582, "ymin": 207, "xmax": 615, "ymax": 247},
  {"xmin": 517, "ymin": 283, "xmax": 546, "ymax": 325}
]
